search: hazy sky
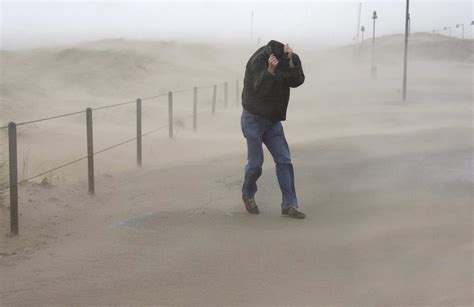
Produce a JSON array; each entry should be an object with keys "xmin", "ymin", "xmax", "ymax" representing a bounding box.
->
[{"xmin": 1, "ymin": 0, "xmax": 472, "ymax": 49}]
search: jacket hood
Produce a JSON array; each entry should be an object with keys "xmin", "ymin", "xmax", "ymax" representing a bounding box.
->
[{"xmin": 267, "ymin": 40, "xmax": 285, "ymax": 60}]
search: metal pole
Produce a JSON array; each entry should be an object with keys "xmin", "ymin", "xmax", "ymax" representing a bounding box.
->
[
  {"xmin": 371, "ymin": 14, "xmax": 377, "ymax": 77},
  {"xmin": 356, "ymin": 2, "xmax": 362, "ymax": 42},
  {"xmin": 251, "ymin": 10, "xmax": 254, "ymax": 41},
  {"xmin": 408, "ymin": 14, "xmax": 411, "ymax": 38},
  {"xmin": 168, "ymin": 91, "xmax": 173, "ymax": 138},
  {"xmin": 402, "ymin": 0, "xmax": 410, "ymax": 100},
  {"xmin": 86, "ymin": 108, "xmax": 95, "ymax": 194},
  {"xmin": 193, "ymin": 87, "xmax": 197, "ymax": 132},
  {"xmin": 212, "ymin": 84, "xmax": 217, "ymax": 115},
  {"xmin": 8, "ymin": 122, "xmax": 18, "ymax": 235},
  {"xmin": 136, "ymin": 98, "xmax": 142, "ymax": 166},
  {"xmin": 224, "ymin": 82, "xmax": 228, "ymax": 109},
  {"xmin": 236, "ymin": 80, "xmax": 240, "ymax": 106}
]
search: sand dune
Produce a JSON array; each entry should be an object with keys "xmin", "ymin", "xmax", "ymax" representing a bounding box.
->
[
  {"xmin": 0, "ymin": 34, "xmax": 472, "ymax": 305},
  {"xmin": 340, "ymin": 32, "xmax": 474, "ymax": 63}
]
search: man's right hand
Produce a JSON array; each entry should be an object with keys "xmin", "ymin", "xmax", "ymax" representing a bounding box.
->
[{"xmin": 267, "ymin": 54, "xmax": 279, "ymax": 75}]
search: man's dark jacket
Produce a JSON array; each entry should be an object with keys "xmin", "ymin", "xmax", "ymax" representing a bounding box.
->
[{"xmin": 242, "ymin": 40, "xmax": 305, "ymax": 122}]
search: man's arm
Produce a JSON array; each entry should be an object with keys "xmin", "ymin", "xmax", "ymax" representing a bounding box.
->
[
  {"xmin": 286, "ymin": 53, "xmax": 305, "ymax": 88},
  {"xmin": 252, "ymin": 54, "xmax": 278, "ymax": 97}
]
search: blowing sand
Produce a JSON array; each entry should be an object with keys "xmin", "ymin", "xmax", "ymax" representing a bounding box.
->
[{"xmin": 0, "ymin": 33, "xmax": 472, "ymax": 305}]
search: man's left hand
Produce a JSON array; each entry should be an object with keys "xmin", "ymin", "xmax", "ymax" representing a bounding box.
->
[{"xmin": 284, "ymin": 44, "xmax": 293, "ymax": 59}]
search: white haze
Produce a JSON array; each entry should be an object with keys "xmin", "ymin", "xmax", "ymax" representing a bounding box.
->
[{"xmin": 1, "ymin": 0, "xmax": 472, "ymax": 50}]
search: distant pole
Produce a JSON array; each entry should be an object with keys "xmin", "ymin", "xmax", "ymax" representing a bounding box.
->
[
  {"xmin": 408, "ymin": 13, "xmax": 411, "ymax": 38},
  {"xmin": 8, "ymin": 122, "xmax": 18, "ymax": 235},
  {"xmin": 168, "ymin": 91, "xmax": 173, "ymax": 138},
  {"xmin": 360, "ymin": 26, "xmax": 365, "ymax": 48},
  {"xmin": 251, "ymin": 10, "xmax": 254, "ymax": 41},
  {"xmin": 444, "ymin": 26, "xmax": 452, "ymax": 37},
  {"xmin": 471, "ymin": 21, "xmax": 474, "ymax": 39},
  {"xmin": 371, "ymin": 11, "xmax": 378, "ymax": 78},
  {"xmin": 456, "ymin": 24, "xmax": 465, "ymax": 39},
  {"xmin": 402, "ymin": 0, "xmax": 410, "ymax": 101},
  {"xmin": 193, "ymin": 87, "xmax": 197, "ymax": 132},
  {"xmin": 224, "ymin": 82, "xmax": 228, "ymax": 109},
  {"xmin": 86, "ymin": 108, "xmax": 95, "ymax": 194},
  {"xmin": 136, "ymin": 98, "xmax": 142, "ymax": 166},
  {"xmin": 212, "ymin": 85, "xmax": 217, "ymax": 115},
  {"xmin": 356, "ymin": 2, "xmax": 362, "ymax": 42},
  {"xmin": 257, "ymin": 37, "xmax": 261, "ymax": 47}
]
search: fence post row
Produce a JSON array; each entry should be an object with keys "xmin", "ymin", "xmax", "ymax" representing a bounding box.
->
[
  {"xmin": 8, "ymin": 122, "xmax": 18, "ymax": 235},
  {"xmin": 168, "ymin": 91, "xmax": 174, "ymax": 138},
  {"xmin": 86, "ymin": 108, "xmax": 95, "ymax": 195},
  {"xmin": 212, "ymin": 85, "xmax": 217, "ymax": 115},
  {"xmin": 5, "ymin": 81, "xmax": 236, "ymax": 235},
  {"xmin": 193, "ymin": 87, "xmax": 197, "ymax": 132},
  {"xmin": 224, "ymin": 82, "xmax": 228, "ymax": 109},
  {"xmin": 236, "ymin": 80, "xmax": 240, "ymax": 106},
  {"xmin": 136, "ymin": 98, "xmax": 142, "ymax": 166}
]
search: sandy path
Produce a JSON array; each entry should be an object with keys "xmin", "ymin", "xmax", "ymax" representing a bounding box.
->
[{"xmin": 1, "ymin": 124, "xmax": 471, "ymax": 305}]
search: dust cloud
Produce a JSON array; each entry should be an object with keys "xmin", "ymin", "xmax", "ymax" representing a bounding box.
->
[{"xmin": 0, "ymin": 30, "xmax": 472, "ymax": 305}]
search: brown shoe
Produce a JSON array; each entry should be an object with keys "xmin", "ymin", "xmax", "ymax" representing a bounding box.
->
[
  {"xmin": 282, "ymin": 207, "xmax": 305, "ymax": 219},
  {"xmin": 242, "ymin": 196, "xmax": 260, "ymax": 214}
]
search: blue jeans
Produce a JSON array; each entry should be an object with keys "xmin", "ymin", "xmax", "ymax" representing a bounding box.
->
[{"xmin": 241, "ymin": 110, "xmax": 298, "ymax": 209}]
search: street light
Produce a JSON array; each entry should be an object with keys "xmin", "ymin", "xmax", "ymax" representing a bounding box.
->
[
  {"xmin": 456, "ymin": 24, "xmax": 465, "ymax": 39},
  {"xmin": 360, "ymin": 26, "xmax": 366, "ymax": 47},
  {"xmin": 443, "ymin": 26, "xmax": 452, "ymax": 37},
  {"xmin": 408, "ymin": 13, "xmax": 411, "ymax": 38},
  {"xmin": 402, "ymin": 0, "xmax": 410, "ymax": 101},
  {"xmin": 371, "ymin": 11, "xmax": 378, "ymax": 77}
]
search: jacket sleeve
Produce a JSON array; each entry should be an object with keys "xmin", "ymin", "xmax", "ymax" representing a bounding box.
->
[
  {"xmin": 251, "ymin": 54, "xmax": 276, "ymax": 97},
  {"xmin": 287, "ymin": 54, "xmax": 305, "ymax": 88}
]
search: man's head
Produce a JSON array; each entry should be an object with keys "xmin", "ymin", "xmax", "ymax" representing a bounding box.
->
[{"xmin": 267, "ymin": 40, "xmax": 286, "ymax": 60}]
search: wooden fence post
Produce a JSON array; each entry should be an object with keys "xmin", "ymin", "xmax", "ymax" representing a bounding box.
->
[
  {"xmin": 168, "ymin": 91, "xmax": 173, "ymax": 138},
  {"xmin": 136, "ymin": 98, "xmax": 142, "ymax": 166},
  {"xmin": 8, "ymin": 122, "xmax": 18, "ymax": 235},
  {"xmin": 224, "ymin": 81, "xmax": 228, "ymax": 109},
  {"xmin": 86, "ymin": 108, "xmax": 95, "ymax": 195},
  {"xmin": 212, "ymin": 85, "xmax": 217, "ymax": 115},
  {"xmin": 193, "ymin": 87, "xmax": 197, "ymax": 132}
]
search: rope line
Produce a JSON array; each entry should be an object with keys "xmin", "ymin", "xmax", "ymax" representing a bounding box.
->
[
  {"xmin": 2, "ymin": 81, "xmax": 227, "ymax": 127},
  {"xmin": 91, "ymin": 99, "xmax": 136, "ymax": 111},
  {"xmin": 173, "ymin": 87, "xmax": 194, "ymax": 94},
  {"xmin": 141, "ymin": 92, "xmax": 168, "ymax": 101},
  {"xmin": 141, "ymin": 125, "xmax": 169, "ymax": 137},
  {"xmin": 0, "ymin": 155, "xmax": 89, "ymax": 191},
  {"xmin": 0, "ymin": 124, "xmax": 172, "ymax": 191},
  {"xmin": 14, "ymin": 110, "xmax": 86, "ymax": 127},
  {"xmin": 0, "ymin": 80, "xmax": 235, "ymax": 191},
  {"xmin": 198, "ymin": 85, "xmax": 215, "ymax": 90}
]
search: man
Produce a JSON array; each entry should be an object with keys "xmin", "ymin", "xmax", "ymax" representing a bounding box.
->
[{"xmin": 241, "ymin": 40, "xmax": 305, "ymax": 219}]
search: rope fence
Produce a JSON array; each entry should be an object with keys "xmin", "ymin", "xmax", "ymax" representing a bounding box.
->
[{"xmin": 2, "ymin": 80, "xmax": 242, "ymax": 235}]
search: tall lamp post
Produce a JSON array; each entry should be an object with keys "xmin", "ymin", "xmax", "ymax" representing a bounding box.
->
[
  {"xmin": 408, "ymin": 13, "xmax": 411, "ymax": 38},
  {"xmin": 444, "ymin": 26, "xmax": 452, "ymax": 37},
  {"xmin": 371, "ymin": 11, "xmax": 378, "ymax": 77},
  {"xmin": 360, "ymin": 26, "xmax": 366, "ymax": 47},
  {"xmin": 456, "ymin": 24, "xmax": 465, "ymax": 39},
  {"xmin": 402, "ymin": 0, "xmax": 410, "ymax": 101}
]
